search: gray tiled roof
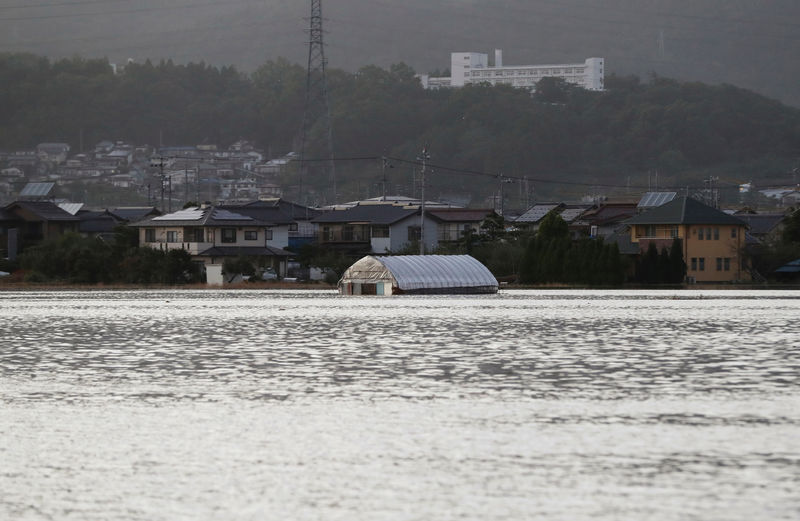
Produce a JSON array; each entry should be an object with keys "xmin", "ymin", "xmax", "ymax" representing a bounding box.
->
[
  {"xmin": 426, "ymin": 209, "xmax": 495, "ymax": 222},
  {"xmin": 111, "ymin": 207, "xmax": 161, "ymax": 222},
  {"xmin": 78, "ymin": 211, "xmax": 123, "ymax": 233},
  {"xmin": 625, "ymin": 197, "xmax": 745, "ymax": 226},
  {"xmin": 734, "ymin": 214, "xmax": 785, "ymax": 236},
  {"xmin": 313, "ymin": 205, "xmax": 417, "ymax": 225},
  {"xmin": 6, "ymin": 201, "xmax": 78, "ymax": 221}
]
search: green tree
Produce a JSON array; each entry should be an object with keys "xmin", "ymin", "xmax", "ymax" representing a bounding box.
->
[
  {"xmin": 781, "ymin": 208, "xmax": 800, "ymax": 244},
  {"xmin": 668, "ymin": 237, "xmax": 687, "ymax": 283}
]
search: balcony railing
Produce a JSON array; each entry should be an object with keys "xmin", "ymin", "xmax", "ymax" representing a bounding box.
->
[{"xmin": 319, "ymin": 230, "xmax": 370, "ymax": 243}]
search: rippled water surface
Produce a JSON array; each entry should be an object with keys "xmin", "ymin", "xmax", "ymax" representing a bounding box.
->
[{"xmin": 1, "ymin": 289, "xmax": 799, "ymax": 520}]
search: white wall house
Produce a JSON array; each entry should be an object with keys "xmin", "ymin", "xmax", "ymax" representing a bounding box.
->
[
  {"xmin": 421, "ymin": 50, "xmax": 604, "ymax": 92},
  {"xmin": 133, "ymin": 205, "xmax": 292, "ymax": 279}
]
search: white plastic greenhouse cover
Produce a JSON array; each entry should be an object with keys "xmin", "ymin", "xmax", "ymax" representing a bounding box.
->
[{"xmin": 345, "ymin": 255, "xmax": 498, "ymax": 291}]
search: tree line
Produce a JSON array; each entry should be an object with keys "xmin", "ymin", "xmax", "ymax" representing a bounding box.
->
[
  {"xmin": 1, "ymin": 53, "xmax": 799, "ymax": 204},
  {"xmin": 10, "ymin": 228, "xmax": 201, "ymax": 285}
]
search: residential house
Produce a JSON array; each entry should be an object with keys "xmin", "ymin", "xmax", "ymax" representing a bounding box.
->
[
  {"xmin": 759, "ymin": 188, "xmax": 800, "ymax": 207},
  {"xmin": 625, "ymin": 196, "xmax": 749, "ymax": 283},
  {"xmin": 132, "ymin": 205, "xmax": 292, "ymax": 279},
  {"xmin": 313, "ymin": 204, "xmax": 435, "ymax": 254},
  {"xmin": 76, "ymin": 209, "xmax": 127, "ymax": 240},
  {"xmin": 36, "ymin": 143, "xmax": 70, "ymax": 164},
  {"xmin": 1, "ymin": 167, "xmax": 25, "ymax": 180},
  {"xmin": 512, "ymin": 203, "xmax": 594, "ymax": 238},
  {"xmin": 0, "ymin": 179, "xmax": 11, "ymax": 199},
  {"xmin": 426, "ymin": 208, "xmax": 500, "ymax": 243},
  {"xmin": 8, "ymin": 150, "xmax": 38, "ymax": 170},
  {"xmin": 313, "ymin": 203, "xmax": 496, "ymax": 254},
  {"xmin": 580, "ymin": 200, "xmax": 639, "ymax": 238},
  {"xmin": 222, "ymin": 199, "xmax": 321, "ymax": 250},
  {"xmin": 734, "ymin": 212, "xmax": 788, "ymax": 248},
  {"xmin": 1, "ymin": 200, "xmax": 79, "ymax": 259},
  {"xmin": 559, "ymin": 205, "xmax": 594, "ymax": 239},
  {"xmin": 513, "ymin": 203, "xmax": 564, "ymax": 231}
]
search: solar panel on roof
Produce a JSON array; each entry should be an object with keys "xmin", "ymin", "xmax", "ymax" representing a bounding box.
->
[
  {"xmin": 212, "ymin": 209, "xmax": 252, "ymax": 221},
  {"xmin": 58, "ymin": 203, "xmax": 84, "ymax": 215},
  {"xmin": 638, "ymin": 192, "xmax": 676, "ymax": 208},
  {"xmin": 153, "ymin": 208, "xmax": 205, "ymax": 221},
  {"xmin": 516, "ymin": 205, "xmax": 558, "ymax": 222},
  {"xmin": 20, "ymin": 183, "xmax": 55, "ymax": 197},
  {"xmin": 559, "ymin": 208, "xmax": 586, "ymax": 222}
]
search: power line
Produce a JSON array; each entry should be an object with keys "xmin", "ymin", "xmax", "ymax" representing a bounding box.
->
[
  {"xmin": 2, "ymin": 0, "xmax": 131, "ymax": 9},
  {"xmin": 0, "ymin": 0, "xmax": 265, "ymax": 21}
]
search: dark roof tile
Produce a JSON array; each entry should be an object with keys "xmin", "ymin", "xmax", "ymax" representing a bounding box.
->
[
  {"xmin": 625, "ymin": 196, "xmax": 745, "ymax": 226},
  {"xmin": 313, "ymin": 205, "xmax": 417, "ymax": 225}
]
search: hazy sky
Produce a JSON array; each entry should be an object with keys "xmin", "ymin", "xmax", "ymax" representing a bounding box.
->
[{"xmin": 2, "ymin": 0, "xmax": 799, "ymax": 106}]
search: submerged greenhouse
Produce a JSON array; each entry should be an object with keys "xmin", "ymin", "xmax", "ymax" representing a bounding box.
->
[{"xmin": 338, "ymin": 255, "xmax": 499, "ymax": 295}]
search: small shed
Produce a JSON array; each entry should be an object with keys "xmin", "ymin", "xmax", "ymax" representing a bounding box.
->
[{"xmin": 339, "ymin": 255, "xmax": 498, "ymax": 295}]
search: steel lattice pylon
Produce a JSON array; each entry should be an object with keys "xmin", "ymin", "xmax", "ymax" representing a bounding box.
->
[{"xmin": 299, "ymin": 0, "xmax": 336, "ymax": 205}]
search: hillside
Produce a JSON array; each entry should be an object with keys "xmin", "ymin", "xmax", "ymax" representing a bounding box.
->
[
  {"xmin": 1, "ymin": 53, "xmax": 798, "ymax": 207},
  {"xmin": 0, "ymin": 1, "xmax": 799, "ymax": 107}
]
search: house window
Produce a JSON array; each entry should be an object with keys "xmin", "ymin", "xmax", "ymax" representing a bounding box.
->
[
  {"xmin": 265, "ymin": 228, "xmax": 273, "ymax": 240},
  {"xmin": 206, "ymin": 230, "xmax": 215, "ymax": 243},
  {"xmin": 714, "ymin": 228, "xmax": 720, "ymax": 240},
  {"xmin": 731, "ymin": 228, "xmax": 737, "ymax": 238},
  {"xmin": 669, "ymin": 226, "xmax": 678, "ymax": 238},
  {"xmin": 322, "ymin": 226, "xmax": 332, "ymax": 241},
  {"xmin": 698, "ymin": 228, "xmax": 704, "ymax": 240},
  {"xmin": 372, "ymin": 225, "xmax": 390, "ymax": 238},
  {"xmin": 288, "ymin": 223, "xmax": 298, "ymax": 232},
  {"xmin": 691, "ymin": 258, "xmax": 697, "ymax": 271},
  {"xmin": 185, "ymin": 228, "xmax": 203, "ymax": 242},
  {"xmin": 408, "ymin": 226, "xmax": 421, "ymax": 241},
  {"xmin": 724, "ymin": 258, "xmax": 731, "ymax": 271},
  {"xmin": 716, "ymin": 257, "xmax": 723, "ymax": 271},
  {"xmin": 699, "ymin": 258, "xmax": 705, "ymax": 271},
  {"xmin": 706, "ymin": 228, "xmax": 712, "ymax": 240},
  {"xmin": 342, "ymin": 225, "xmax": 355, "ymax": 241},
  {"xmin": 166, "ymin": 231, "xmax": 178, "ymax": 243},
  {"xmin": 221, "ymin": 228, "xmax": 236, "ymax": 243},
  {"xmin": 244, "ymin": 230, "xmax": 258, "ymax": 241},
  {"xmin": 145, "ymin": 228, "xmax": 156, "ymax": 242},
  {"xmin": 636, "ymin": 225, "xmax": 656, "ymax": 238}
]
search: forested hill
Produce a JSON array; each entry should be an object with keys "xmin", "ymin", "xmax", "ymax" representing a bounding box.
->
[
  {"xmin": 1, "ymin": 1, "xmax": 799, "ymax": 107},
  {"xmin": 1, "ymin": 53, "xmax": 799, "ymax": 204}
]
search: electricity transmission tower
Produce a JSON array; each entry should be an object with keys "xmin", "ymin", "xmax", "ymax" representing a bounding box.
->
[{"xmin": 299, "ymin": 0, "xmax": 336, "ymax": 204}]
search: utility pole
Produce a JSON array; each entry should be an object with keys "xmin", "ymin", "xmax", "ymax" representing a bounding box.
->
[
  {"xmin": 417, "ymin": 146, "xmax": 430, "ymax": 255},
  {"xmin": 381, "ymin": 156, "xmax": 391, "ymax": 201},
  {"xmin": 498, "ymin": 174, "xmax": 513, "ymax": 217},
  {"xmin": 299, "ymin": 0, "xmax": 336, "ymax": 204},
  {"xmin": 150, "ymin": 156, "xmax": 168, "ymax": 213}
]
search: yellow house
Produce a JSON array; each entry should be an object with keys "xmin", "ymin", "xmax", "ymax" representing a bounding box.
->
[{"xmin": 625, "ymin": 196, "xmax": 749, "ymax": 283}]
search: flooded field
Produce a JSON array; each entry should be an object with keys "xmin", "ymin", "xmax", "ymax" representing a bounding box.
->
[{"xmin": 1, "ymin": 289, "xmax": 798, "ymax": 520}]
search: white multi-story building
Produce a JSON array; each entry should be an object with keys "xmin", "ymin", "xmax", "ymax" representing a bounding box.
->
[{"xmin": 420, "ymin": 50, "xmax": 604, "ymax": 92}]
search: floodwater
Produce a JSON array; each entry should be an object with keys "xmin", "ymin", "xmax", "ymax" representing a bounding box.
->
[{"xmin": 1, "ymin": 289, "xmax": 798, "ymax": 520}]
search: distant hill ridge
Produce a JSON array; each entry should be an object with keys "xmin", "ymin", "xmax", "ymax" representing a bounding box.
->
[{"xmin": 0, "ymin": 0, "xmax": 798, "ymax": 106}]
